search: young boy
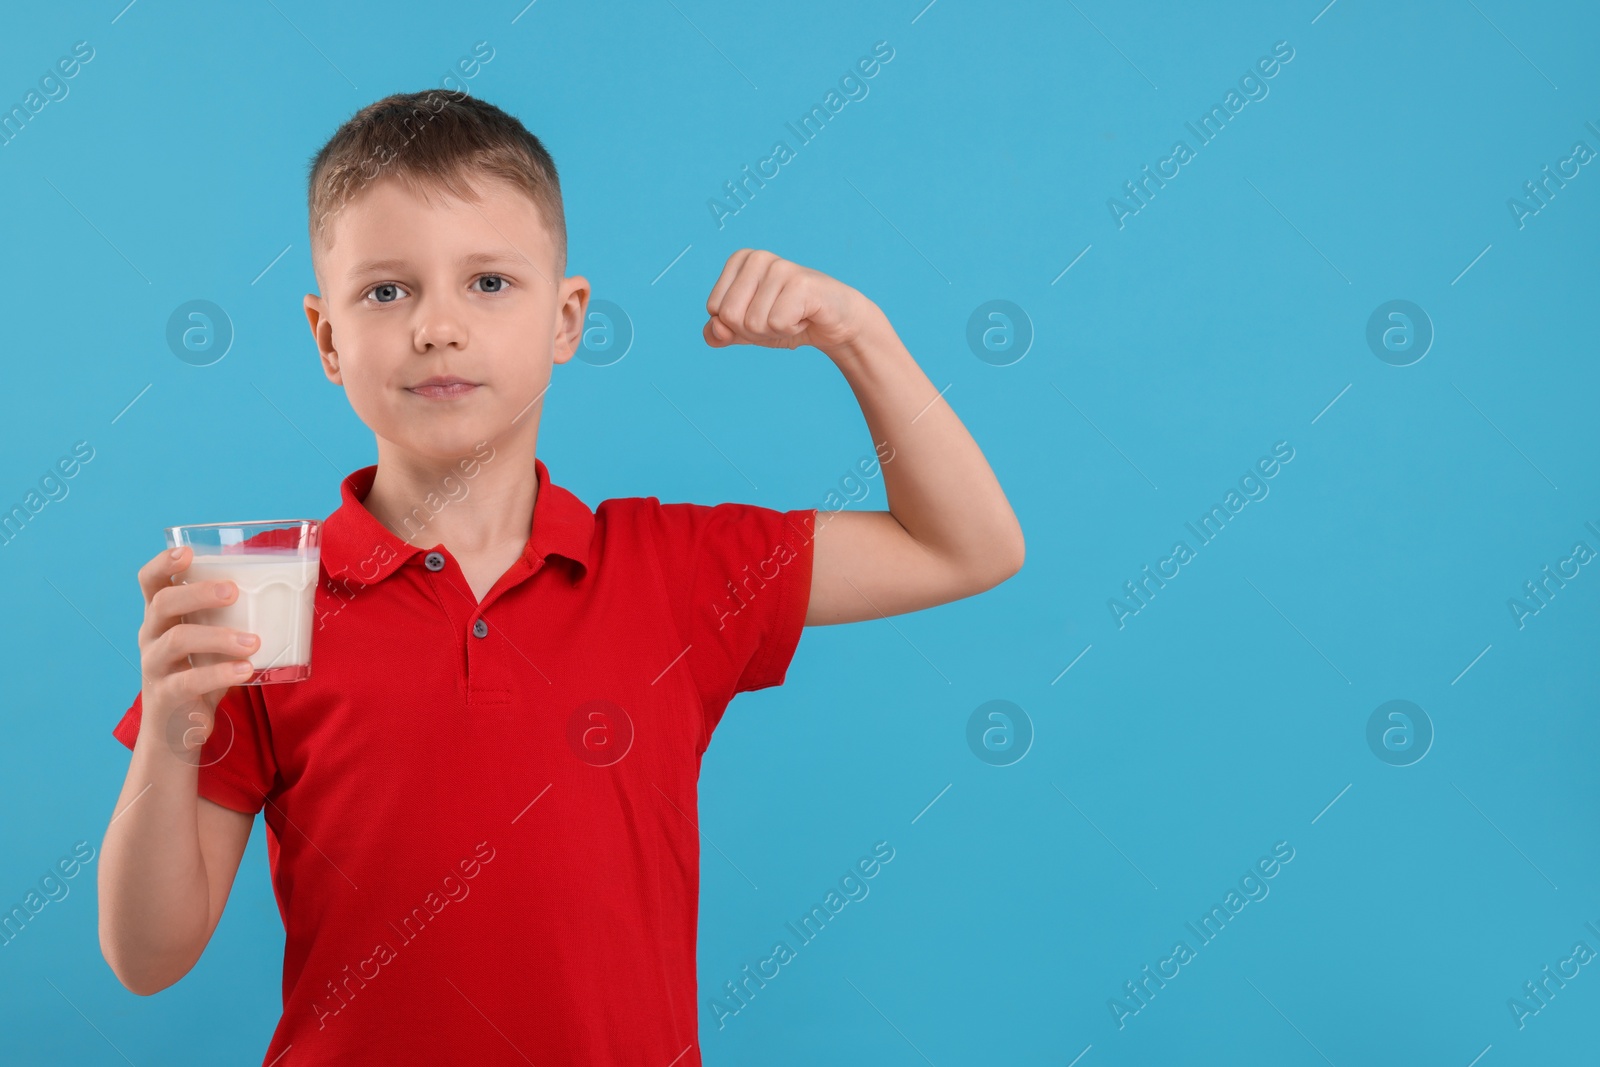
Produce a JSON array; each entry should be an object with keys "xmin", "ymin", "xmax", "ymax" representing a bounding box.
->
[{"xmin": 99, "ymin": 90, "xmax": 1023, "ymax": 1065}]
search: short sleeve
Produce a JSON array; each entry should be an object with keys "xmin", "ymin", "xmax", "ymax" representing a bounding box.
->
[
  {"xmin": 111, "ymin": 684, "xmax": 278, "ymax": 815},
  {"xmin": 643, "ymin": 500, "xmax": 815, "ymax": 737}
]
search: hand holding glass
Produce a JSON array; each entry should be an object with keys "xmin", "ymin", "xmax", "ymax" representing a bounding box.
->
[{"xmin": 164, "ymin": 520, "xmax": 320, "ymax": 684}]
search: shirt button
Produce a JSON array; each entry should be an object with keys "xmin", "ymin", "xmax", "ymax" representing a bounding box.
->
[
  {"xmin": 424, "ymin": 551, "xmax": 445, "ymax": 572},
  {"xmin": 472, "ymin": 618, "xmax": 489, "ymax": 639}
]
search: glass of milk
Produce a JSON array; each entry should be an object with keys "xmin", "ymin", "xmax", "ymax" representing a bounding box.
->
[{"xmin": 165, "ymin": 519, "xmax": 321, "ymax": 684}]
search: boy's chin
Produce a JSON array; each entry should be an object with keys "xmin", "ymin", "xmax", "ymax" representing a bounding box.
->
[{"xmin": 383, "ymin": 422, "xmax": 504, "ymax": 463}]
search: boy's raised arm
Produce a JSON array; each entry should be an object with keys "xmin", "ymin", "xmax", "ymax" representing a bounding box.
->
[{"xmin": 703, "ymin": 249, "xmax": 1026, "ymax": 626}]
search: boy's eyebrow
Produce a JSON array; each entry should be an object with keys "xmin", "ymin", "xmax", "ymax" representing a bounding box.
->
[{"xmin": 345, "ymin": 250, "xmax": 527, "ymax": 280}]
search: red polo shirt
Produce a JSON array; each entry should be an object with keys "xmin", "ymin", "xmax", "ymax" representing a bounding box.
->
[{"xmin": 111, "ymin": 457, "xmax": 815, "ymax": 1066}]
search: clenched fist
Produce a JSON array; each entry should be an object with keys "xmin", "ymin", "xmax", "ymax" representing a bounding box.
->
[{"xmin": 703, "ymin": 249, "xmax": 880, "ymax": 356}]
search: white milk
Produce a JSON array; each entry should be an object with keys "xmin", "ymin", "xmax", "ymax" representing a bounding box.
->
[{"xmin": 181, "ymin": 552, "xmax": 320, "ymax": 674}]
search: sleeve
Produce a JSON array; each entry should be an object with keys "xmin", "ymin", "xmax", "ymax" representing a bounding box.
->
[
  {"xmin": 110, "ymin": 683, "xmax": 278, "ymax": 816},
  {"xmin": 644, "ymin": 500, "xmax": 816, "ymax": 737}
]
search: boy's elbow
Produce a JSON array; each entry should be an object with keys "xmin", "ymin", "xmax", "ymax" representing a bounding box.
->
[
  {"xmin": 104, "ymin": 951, "xmax": 184, "ymax": 997},
  {"xmin": 1000, "ymin": 529, "xmax": 1025, "ymax": 580},
  {"xmin": 984, "ymin": 527, "xmax": 1025, "ymax": 587},
  {"xmin": 955, "ymin": 531, "xmax": 1024, "ymax": 598},
  {"xmin": 99, "ymin": 923, "xmax": 194, "ymax": 996},
  {"xmin": 119, "ymin": 973, "xmax": 170, "ymax": 998},
  {"xmin": 101, "ymin": 945, "xmax": 157, "ymax": 996}
]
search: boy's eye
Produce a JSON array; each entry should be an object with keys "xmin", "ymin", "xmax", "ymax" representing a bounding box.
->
[{"xmin": 363, "ymin": 276, "xmax": 506, "ymax": 303}]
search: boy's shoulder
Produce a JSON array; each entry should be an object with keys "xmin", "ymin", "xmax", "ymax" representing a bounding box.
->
[
  {"xmin": 593, "ymin": 492, "xmax": 803, "ymax": 527},
  {"xmin": 591, "ymin": 493, "xmax": 749, "ymax": 544},
  {"xmin": 590, "ymin": 491, "xmax": 812, "ymax": 561},
  {"xmin": 594, "ymin": 492, "xmax": 746, "ymax": 517}
]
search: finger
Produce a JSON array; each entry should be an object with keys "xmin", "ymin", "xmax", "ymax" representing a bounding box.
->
[
  {"xmin": 715, "ymin": 252, "xmax": 776, "ymax": 334},
  {"xmin": 743, "ymin": 261, "xmax": 794, "ymax": 337},
  {"xmin": 703, "ymin": 318, "xmax": 733, "ymax": 347},
  {"xmin": 140, "ymin": 545, "xmax": 191, "ymax": 606},
  {"xmin": 767, "ymin": 281, "xmax": 811, "ymax": 338},
  {"xmin": 148, "ymin": 622, "xmax": 259, "ymax": 675},
  {"xmin": 141, "ymin": 577, "xmax": 239, "ymax": 646},
  {"xmin": 169, "ymin": 658, "xmax": 257, "ymax": 702},
  {"xmin": 144, "ymin": 624, "xmax": 250, "ymax": 685},
  {"xmin": 705, "ymin": 249, "xmax": 756, "ymax": 317}
]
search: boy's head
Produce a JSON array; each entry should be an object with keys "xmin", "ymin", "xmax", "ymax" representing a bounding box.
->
[{"xmin": 303, "ymin": 91, "xmax": 588, "ymax": 464}]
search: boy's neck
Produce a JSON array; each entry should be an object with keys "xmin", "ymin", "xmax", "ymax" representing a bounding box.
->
[{"xmin": 362, "ymin": 435, "xmax": 538, "ymax": 557}]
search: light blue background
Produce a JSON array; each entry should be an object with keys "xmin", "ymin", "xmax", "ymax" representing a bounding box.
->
[{"xmin": 2, "ymin": 1, "xmax": 1597, "ymax": 1063}]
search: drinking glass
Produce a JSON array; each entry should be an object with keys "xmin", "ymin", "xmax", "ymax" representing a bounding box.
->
[{"xmin": 164, "ymin": 519, "xmax": 321, "ymax": 684}]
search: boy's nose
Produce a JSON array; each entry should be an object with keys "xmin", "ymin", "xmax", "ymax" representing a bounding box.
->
[{"xmin": 414, "ymin": 309, "xmax": 467, "ymax": 351}]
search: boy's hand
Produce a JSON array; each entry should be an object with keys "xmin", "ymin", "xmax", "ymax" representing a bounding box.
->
[
  {"xmin": 703, "ymin": 250, "xmax": 881, "ymax": 358},
  {"xmin": 137, "ymin": 545, "xmax": 259, "ymax": 758}
]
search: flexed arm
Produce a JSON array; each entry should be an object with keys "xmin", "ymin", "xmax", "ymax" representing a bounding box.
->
[{"xmin": 702, "ymin": 249, "xmax": 1025, "ymax": 625}]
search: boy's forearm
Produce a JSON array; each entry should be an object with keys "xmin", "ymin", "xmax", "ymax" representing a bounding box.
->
[
  {"xmin": 825, "ymin": 305, "xmax": 1025, "ymax": 581},
  {"xmin": 99, "ymin": 726, "xmax": 213, "ymax": 993}
]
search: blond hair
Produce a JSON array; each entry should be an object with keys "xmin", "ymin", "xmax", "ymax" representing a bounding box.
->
[{"xmin": 306, "ymin": 90, "xmax": 566, "ymax": 278}]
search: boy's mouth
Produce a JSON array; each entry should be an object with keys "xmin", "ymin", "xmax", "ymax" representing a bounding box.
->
[{"xmin": 408, "ymin": 376, "xmax": 479, "ymax": 399}]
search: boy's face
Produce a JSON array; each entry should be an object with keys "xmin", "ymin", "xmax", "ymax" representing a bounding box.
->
[{"xmin": 304, "ymin": 174, "xmax": 587, "ymax": 464}]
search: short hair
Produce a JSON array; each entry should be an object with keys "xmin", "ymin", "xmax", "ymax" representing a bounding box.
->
[{"xmin": 305, "ymin": 90, "xmax": 566, "ymax": 282}]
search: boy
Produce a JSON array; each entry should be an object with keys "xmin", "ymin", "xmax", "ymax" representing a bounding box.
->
[{"xmin": 99, "ymin": 90, "xmax": 1023, "ymax": 1065}]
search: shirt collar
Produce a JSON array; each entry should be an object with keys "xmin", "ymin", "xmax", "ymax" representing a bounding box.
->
[{"xmin": 320, "ymin": 456, "xmax": 593, "ymax": 588}]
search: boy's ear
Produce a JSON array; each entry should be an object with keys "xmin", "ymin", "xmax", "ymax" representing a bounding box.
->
[
  {"xmin": 303, "ymin": 293, "xmax": 342, "ymax": 385},
  {"xmin": 551, "ymin": 275, "xmax": 590, "ymax": 366}
]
